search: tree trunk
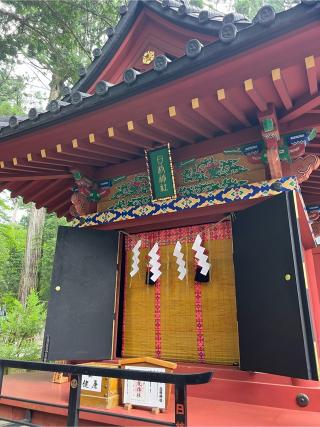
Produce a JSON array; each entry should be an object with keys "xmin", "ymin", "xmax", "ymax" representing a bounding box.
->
[
  {"xmin": 18, "ymin": 204, "xmax": 46, "ymax": 306},
  {"xmin": 18, "ymin": 75, "xmax": 63, "ymax": 306}
]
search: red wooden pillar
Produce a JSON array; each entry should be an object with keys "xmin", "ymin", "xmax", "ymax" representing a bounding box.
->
[{"xmin": 258, "ymin": 104, "xmax": 283, "ymax": 179}]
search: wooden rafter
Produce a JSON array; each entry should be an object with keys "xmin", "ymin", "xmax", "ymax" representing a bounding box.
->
[
  {"xmin": 86, "ymin": 134, "xmax": 134, "ymax": 160},
  {"xmin": 217, "ymin": 88, "xmax": 251, "ymax": 127},
  {"xmin": 22, "ymin": 182, "xmax": 50, "ymax": 204},
  {"xmin": 0, "ymin": 160, "xmax": 52, "ymax": 175},
  {"xmin": 90, "ymin": 133, "xmax": 142, "ymax": 157},
  {"xmin": 127, "ymin": 120, "xmax": 178, "ymax": 147},
  {"xmin": 9, "ymin": 182, "xmax": 28, "ymax": 198},
  {"xmin": 305, "ymin": 55, "xmax": 318, "ymax": 96},
  {"xmin": 244, "ymin": 79, "xmax": 268, "ymax": 112},
  {"xmin": 280, "ymin": 93, "xmax": 320, "ymax": 123},
  {"xmin": 44, "ymin": 187, "xmax": 72, "ymax": 208},
  {"xmin": 107, "ymin": 127, "xmax": 155, "ymax": 149},
  {"xmin": 13, "ymin": 157, "xmax": 68, "ymax": 173},
  {"xmin": 57, "ymin": 203, "xmax": 71, "ymax": 218},
  {"xmin": 56, "ymin": 144, "xmax": 115, "ymax": 165},
  {"xmin": 34, "ymin": 180, "xmax": 67, "ymax": 207},
  {"xmin": 191, "ymin": 97, "xmax": 231, "ymax": 133},
  {"xmin": 0, "ymin": 173, "xmax": 71, "ymax": 182},
  {"xmin": 40, "ymin": 148, "xmax": 104, "ymax": 168},
  {"xmin": 0, "ymin": 182, "xmax": 8, "ymax": 192},
  {"xmin": 47, "ymin": 198, "xmax": 71, "ymax": 214},
  {"xmin": 168, "ymin": 105, "xmax": 213, "ymax": 139},
  {"xmin": 146, "ymin": 113, "xmax": 195, "ymax": 144},
  {"xmin": 271, "ymin": 68, "xmax": 293, "ymax": 111}
]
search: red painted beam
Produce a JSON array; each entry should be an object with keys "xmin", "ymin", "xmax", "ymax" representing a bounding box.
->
[
  {"xmin": 0, "ymin": 173, "xmax": 71, "ymax": 182},
  {"xmin": 191, "ymin": 97, "xmax": 231, "ymax": 134},
  {"xmin": 72, "ymin": 136, "xmax": 133, "ymax": 161},
  {"xmin": 146, "ymin": 113, "xmax": 195, "ymax": 144},
  {"xmin": 271, "ymin": 68, "xmax": 293, "ymax": 111},
  {"xmin": 44, "ymin": 188, "xmax": 72, "ymax": 209},
  {"xmin": 34, "ymin": 180, "xmax": 68, "ymax": 207},
  {"xmin": 244, "ymin": 79, "xmax": 268, "ymax": 112},
  {"xmin": 305, "ymin": 56, "xmax": 318, "ymax": 96},
  {"xmin": 126, "ymin": 120, "xmax": 180, "ymax": 147},
  {"xmin": 168, "ymin": 105, "xmax": 213, "ymax": 139},
  {"xmin": 108, "ymin": 127, "xmax": 155, "ymax": 149},
  {"xmin": 55, "ymin": 144, "xmax": 115, "ymax": 166},
  {"xmin": 217, "ymin": 88, "xmax": 251, "ymax": 127},
  {"xmin": 90, "ymin": 133, "xmax": 142, "ymax": 157},
  {"xmin": 280, "ymin": 93, "xmax": 320, "ymax": 124}
]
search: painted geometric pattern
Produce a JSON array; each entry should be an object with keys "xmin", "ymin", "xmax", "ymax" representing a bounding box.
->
[{"xmin": 73, "ymin": 176, "xmax": 298, "ymax": 228}]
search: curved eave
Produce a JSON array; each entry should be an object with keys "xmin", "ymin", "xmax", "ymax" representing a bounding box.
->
[{"xmin": 0, "ymin": 3, "xmax": 318, "ymax": 143}]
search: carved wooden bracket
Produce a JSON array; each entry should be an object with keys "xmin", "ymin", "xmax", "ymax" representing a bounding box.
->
[
  {"xmin": 69, "ymin": 170, "xmax": 110, "ymax": 217},
  {"xmin": 258, "ymin": 103, "xmax": 282, "ymax": 179},
  {"xmin": 312, "ymin": 221, "xmax": 320, "ymax": 239},
  {"xmin": 282, "ymin": 154, "xmax": 320, "ymax": 184}
]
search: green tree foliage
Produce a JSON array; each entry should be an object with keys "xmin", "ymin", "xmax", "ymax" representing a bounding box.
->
[
  {"xmin": 0, "ymin": 223, "xmax": 26, "ymax": 295},
  {"xmin": 0, "ymin": 0, "xmax": 122, "ymax": 96},
  {"xmin": 0, "ymin": 64, "xmax": 25, "ymax": 114},
  {"xmin": 234, "ymin": 0, "xmax": 298, "ymax": 19},
  {"xmin": 0, "ymin": 291, "xmax": 46, "ymax": 360}
]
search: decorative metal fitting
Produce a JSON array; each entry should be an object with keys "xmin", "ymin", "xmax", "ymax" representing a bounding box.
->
[
  {"xmin": 223, "ymin": 13, "xmax": 236, "ymax": 24},
  {"xmin": 78, "ymin": 65, "xmax": 86, "ymax": 78},
  {"xmin": 61, "ymin": 85, "xmax": 71, "ymax": 96},
  {"xmin": 28, "ymin": 108, "xmax": 39, "ymax": 121},
  {"xmin": 93, "ymin": 47, "xmax": 102, "ymax": 58},
  {"xmin": 154, "ymin": 55, "xmax": 171, "ymax": 72},
  {"xmin": 48, "ymin": 100, "xmax": 60, "ymax": 113},
  {"xmin": 119, "ymin": 4, "xmax": 128, "ymax": 15},
  {"xmin": 219, "ymin": 23, "xmax": 237, "ymax": 44},
  {"xmin": 254, "ymin": 5, "xmax": 276, "ymax": 26},
  {"xmin": 71, "ymin": 91, "xmax": 87, "ymax": 105},
  {"xmin": 178, "ymin": 4, "xmax": 188, "ymax": 15},
  {"xmin": 106, "ymin": 27, "xmax": 115, "ymax": 37},
  {"xmin": 296, "ymin": 393, "xmax": 309, "ymax": 407},
  {"xmin": 95, "ymin": 80, "xmax": 112, "ymax": 96},
  {"xmin": 123, "ymin": 68, "xmax": 140, "ymax": 85},
  {"xmin": 9, "ymin": 116, "xmax": 18, "ymax": 129},
  {"xmin": 186, "ymin": 39, "xmax": 203, "ymax": 58},
  {"xmin": 198, "ymin": 10, "xmax": 210, "ymax": 24}
]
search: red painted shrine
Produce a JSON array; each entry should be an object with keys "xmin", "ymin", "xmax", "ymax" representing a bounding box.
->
[{"xmin": 2, "ymin": 0, "xmax": 320, "ymax": 425}]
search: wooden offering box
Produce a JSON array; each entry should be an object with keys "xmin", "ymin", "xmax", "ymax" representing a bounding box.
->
[
  {"xmin": 119, "ymin": 357, "xmax": 177, "ymax": 413},
  {"xmin": 79, "ymin": 362, "xmax": 120, "ymax": 409}
]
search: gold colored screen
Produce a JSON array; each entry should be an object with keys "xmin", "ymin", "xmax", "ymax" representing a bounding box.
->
[{"xmin": 122, "ymin": 222, "xmax": 239, "ymax": 364}]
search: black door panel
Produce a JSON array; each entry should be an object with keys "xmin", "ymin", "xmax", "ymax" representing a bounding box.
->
[
  {"xmin": 42, "ymin": 226, "xmax": 119, "ymax": 361},
  {"xmin": 232, "ymin": 192, "xmax": 318, "ymax": 380}
]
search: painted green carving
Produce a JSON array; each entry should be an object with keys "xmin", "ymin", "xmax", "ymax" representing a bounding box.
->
[
  {"xmin": 180, "ymin": 157, "xmax": 248, "ymax": 184},
  {"xmin": 178, "ymin": 178, "xmax": 248, "ymax": 197}
]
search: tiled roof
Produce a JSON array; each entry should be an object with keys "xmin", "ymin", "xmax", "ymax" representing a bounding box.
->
[{"xmin": 0, "ymin": 0, "xmax": 318, "ymax": 142}]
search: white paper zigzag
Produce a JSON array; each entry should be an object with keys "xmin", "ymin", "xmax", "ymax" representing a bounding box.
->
[
  {"xmin": 130, "ymin": 240, "xmax": 142, "ymax": 277},
  {"xmin": 192, "ymin": 234, "xmax": 211, "ymax": 276},
  {"xmin": 148, "ymin": 242, "xmax": 161, "ymax": 282},
  {"xmin": 173, "ymin": 241, "xmax": 187, "ymax": 280}
]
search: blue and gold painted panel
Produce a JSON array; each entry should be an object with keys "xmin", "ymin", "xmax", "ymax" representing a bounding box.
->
[{"xmin": 74, "ymin": 177, "xmax": 298, "ymax": 228}]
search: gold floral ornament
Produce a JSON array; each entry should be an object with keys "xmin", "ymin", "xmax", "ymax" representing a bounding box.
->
[{"xmin": 142, "ymin": 50, "xmax": 155, "ymax": 65}]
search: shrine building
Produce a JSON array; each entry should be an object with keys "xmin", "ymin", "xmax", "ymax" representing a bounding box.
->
[{"xmin": 1, "ymin": 1, "xmax": 320, "ymax": 425}]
